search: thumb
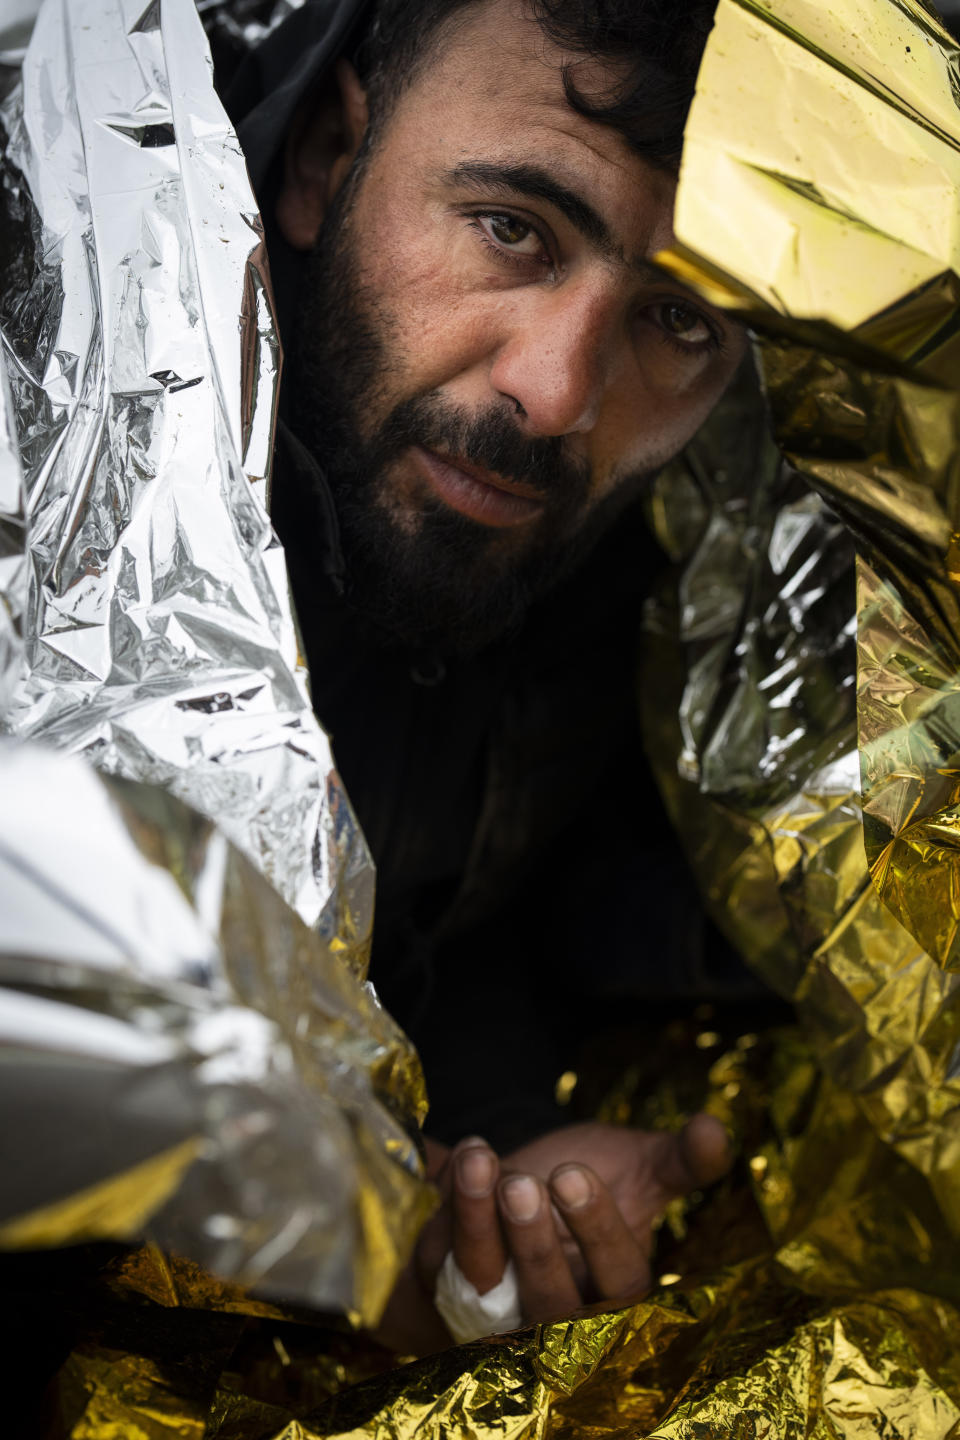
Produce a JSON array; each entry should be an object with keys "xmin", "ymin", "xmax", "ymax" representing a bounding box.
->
[
  {"xmin": 657, "ymin": 1113, "xmax": 732, "ymax": 1196},
  {"xmin": 415, "ymin": 1192, "xmax": 454, "ymax": 1289}
]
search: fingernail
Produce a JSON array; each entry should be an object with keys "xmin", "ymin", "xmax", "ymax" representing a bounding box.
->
[
  {"xmin": 551, "ymin": 1165, "xmax": 592, "ymax": 1210},
  {"xmin": 501, "ymin": 1175, "xmax": 541, "ymax": 1222},
  {"xmin": 457, "ymin": 1146, "xmax": 495, "ymax": 1197}
]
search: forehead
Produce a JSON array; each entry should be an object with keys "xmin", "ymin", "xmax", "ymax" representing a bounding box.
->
[
  {"xmin": 418, "ymin": 0, "xmax": 621, "ymax": 106},
  {"xmin": 384, "ymin": 0, "xmax": 677, "ymax": 258},
  {"xmin": 402, "ymin": 0, "xmax": 627, "ymax": 151}
]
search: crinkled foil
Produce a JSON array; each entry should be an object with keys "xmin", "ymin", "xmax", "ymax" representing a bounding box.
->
[
  {"xmin": 0, "ymin": 0, "xmax": 431, "ymax": 1332},
  {"xmin": 649, "ymin": 0, "xmax": 960, "ymax": 1237},
  {"xmin": 0, "ymin": 0, "xmax": 374, "ymax": 960},
  {"xmin": 8, "ymin": 0, "xmax": 960, "ymax": 1435},
  {"xmin": 661, "ymin": 0, "xmax": 960, "ymax": 972},
  {"xmin": 0, "ymin": 738, "xmax": 432, "ymax": 1322},
  {"xmin": 0, "ymin": 359, "xmax": 27, "ymax": 713},
  {"xmin": 31, "ymin": 1026, "xmax": 960, "ymax": 1438}
]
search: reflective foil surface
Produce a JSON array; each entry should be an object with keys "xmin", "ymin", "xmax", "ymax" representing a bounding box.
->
[
  {"xmin": 5, "ymin": 0, "xmax": 960, "ymax": 1435},
  {"xmin": 0, "ymin": 739, "xmax": 432, "ymax": 1322},
  {"xmin": 0, "ymin": 0, "xmax": 430, "ymax": 1337},
  {"xmin": 0, "ymin": 0, "xmax": 374, "ymax": 957},
  {"xmin": 653, "ymin": 0, "xmax": 960, "ymax": 1240}
]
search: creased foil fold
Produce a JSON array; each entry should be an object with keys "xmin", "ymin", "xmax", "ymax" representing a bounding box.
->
[
  {"xmin": 36, "ymin": 1028, "xmax": 960, "ymax": 1439},
  {"xmin": 649, "ymin": 0, "xmax": 960, "ymax": 1237},
  {"xmin": 0, "ymin": 0, "xmax": 431, "ymax": 1330},
  {"xmin": 6, "ymin": 0, "xmax": 960, "ymax": 1435},
  {"xmin": 0, "ymin": 0, "xmax": 373, "ymax": 958},
  {"xmin": 0, "ymin": 358, "xmax": 26, "ymax": 712},
  {"xmin": 0, "ymin": 738, "xmax": 432, "ymax": 1323},
  {"xmin": 661, "ymin": 0, "xmax": 960, "ymax": 977}
]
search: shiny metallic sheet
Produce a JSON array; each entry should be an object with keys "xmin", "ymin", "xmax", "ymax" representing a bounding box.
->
[
  {"xmin": 0, "ymin": 361, "xmax": 27, "ymax": 714},
  {"xmin": 0, "ymin": 0, "xmax": 374, "ymax": 960},
  {"xmin": 42, "ymin": 1029, "xmax": 960, "ymax": 1439},
  {"xmin": 652, "ymin": 0, "xmax": 960, "ymax": 1233},
  {"xmin": 0, "ymin": 0, "xmax": 430, "ymax": 1327},
  {"xmin": 5, "ymin": 0, "xmax": 960, "ymax": 1433},
  {"xmin": 0, "ymin": 738, "xmax": 432, "ymax": 1321}
]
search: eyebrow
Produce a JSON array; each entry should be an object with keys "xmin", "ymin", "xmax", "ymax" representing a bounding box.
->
[
  {"xmin": 447, "ymin": 159, "xmax": 613, "ymax": 247},
  {"xmin": 444, "ymin": 160, "xmax": 665, "ymax": 281}
]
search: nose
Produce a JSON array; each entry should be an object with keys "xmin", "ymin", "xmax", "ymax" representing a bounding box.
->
[{"xmin": 487, "ymin": 280, "xmax": 618, "ymax": 438}]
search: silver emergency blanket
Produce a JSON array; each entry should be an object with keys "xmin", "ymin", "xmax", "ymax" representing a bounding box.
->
[
  {"xmin": 0, "ymin": 738, "xmax": 431, "ymax": 1323},
  {"xmin": 0, "ymin": 0, "xmax": 433, "ymax": 1321},
  {"xmin": 0, "ymin": 0, "xmax": 373, "ymax": 959},
  {"xmin": 0, "ymin": 362, "xmax": 26, "ymax": 713}
]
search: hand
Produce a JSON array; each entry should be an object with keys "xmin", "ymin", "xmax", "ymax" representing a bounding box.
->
[
  {"xmin": 414, "ymin": 1115, "xmax": 730, "ymax": 1334},
  {"xmin": 373, "ymin": 1136, "xmax": 456, "ymax": 1355},
  {"xmin": 502, "ymin": 1116, "xmax": 730, "ymax": 1292}
]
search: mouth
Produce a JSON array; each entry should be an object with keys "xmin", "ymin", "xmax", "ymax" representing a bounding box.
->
[{"xmin": 412, "ymin": 445, "xmax": 546, "ymax": 529}]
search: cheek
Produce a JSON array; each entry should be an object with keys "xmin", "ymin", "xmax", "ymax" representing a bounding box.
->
[
  {"xmin": 355, "ymin": 199, "xmax": 500, "ymax": 389},
  {"xmin": 638, "ymin": 338, "xmax": 744, "ymax": 440},
  {"xmin": 591, "ymin": 360, "xmax": 738, "ymax": 497}
]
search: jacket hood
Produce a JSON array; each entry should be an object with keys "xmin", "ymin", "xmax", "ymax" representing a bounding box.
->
[{"xmin": 226, "ymin": 0, "xmax": 371, "ymax": 196}]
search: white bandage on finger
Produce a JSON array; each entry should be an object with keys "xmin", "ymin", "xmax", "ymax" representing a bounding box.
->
[{"xmin": 433, "ymin": 1250, "xmax": 523, "ymax": 1344}]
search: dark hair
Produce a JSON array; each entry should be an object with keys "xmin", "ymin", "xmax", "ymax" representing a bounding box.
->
[{"xmin": 354, "ymin": 0, "xmax": 717, "ymax": 169}]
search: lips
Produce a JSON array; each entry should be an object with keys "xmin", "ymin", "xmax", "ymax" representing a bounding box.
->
[{"xmin": 413, "ymin": 445, "xmax": 546, "ymax": 529}]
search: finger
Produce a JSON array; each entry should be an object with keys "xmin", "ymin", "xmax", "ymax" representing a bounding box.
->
[
  {"xmin": 452, "ymin": 1140, "xmax": 507, "ymax": 1295},
  {"xmin": 416, "ymin": 1135, "xmax": 495, "ymax": 1288},
  {"xmin": 415, "ymin": 1192, "xmax": 453, "ymax": 1293},
  {"xmin": 423, "ymin": 1136, "xmax": 452, "ymax": 1184},
  {"xmin": 655, "ymin": 1114, "xmax": 732, "ymax": 1197},
  {"xmin": 683, "ymin": 1113, "xmax": 733, "ymax": 1186},
  {"xmin": 497, "ymin": 1173, "xmax": 580, "ymax": 1321},
  {"xmin": 549, "ymin": 1164, "xmax": 650, "ymax": 1301}
]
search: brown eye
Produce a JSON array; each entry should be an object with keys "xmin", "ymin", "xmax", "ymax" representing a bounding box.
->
[
  {"xmin": 488, "ymin": 214, "xmax": 538, "ymax": 250},
  {"xmin": 472, "ymin": 212, "xmax": 552, "ymax": 271},
  {"xmin": 658, "ymin": 302, "xmax": 711, "ymax": 344}
]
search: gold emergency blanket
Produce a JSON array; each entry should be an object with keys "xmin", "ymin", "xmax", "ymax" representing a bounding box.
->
[
  {"xmin": 7, "ymin": 0, "xmax": 960, "ymax": 1435},
  {"xmin": 653, "ymin": 0, "xmax": 960, "ymax": 1239},
  {"xmin": 30, "ymin": 1024, "xmax": 960, "ymax": 1438}
]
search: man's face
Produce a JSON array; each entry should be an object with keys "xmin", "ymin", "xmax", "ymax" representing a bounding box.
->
[{"xmin": 287, "ymin": 0, "xmax": 746, "ymax": 651}]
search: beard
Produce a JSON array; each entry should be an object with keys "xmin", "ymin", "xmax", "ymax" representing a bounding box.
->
[{"xmin": 286, "ymin": 167, "xmax": 653, "ymax": 656}]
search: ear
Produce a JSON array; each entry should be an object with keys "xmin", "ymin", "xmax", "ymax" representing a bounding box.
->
[{"xmin": 275, "ymin": 59, "xmax": 370, "ymax": 252}]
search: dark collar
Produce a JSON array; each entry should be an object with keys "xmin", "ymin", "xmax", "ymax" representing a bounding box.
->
[{"xmin": 272, "ymin": 418, "xmax": 347, "ymax": 595}]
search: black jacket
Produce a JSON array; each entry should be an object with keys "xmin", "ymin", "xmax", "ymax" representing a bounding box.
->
[
  {"xmin": 230, "ymin": 2, "xmax": 755, "ymax": 1150},
  {"xmin": 273, "ymin": 423, "xmax": 745, "ymax": 1150}
]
